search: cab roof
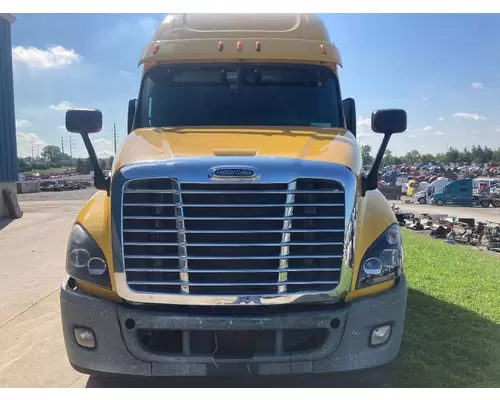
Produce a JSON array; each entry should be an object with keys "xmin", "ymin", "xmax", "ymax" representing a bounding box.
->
[{"xmin": 139, "ymin": 13, "xmax": 342, "ymax": 69}]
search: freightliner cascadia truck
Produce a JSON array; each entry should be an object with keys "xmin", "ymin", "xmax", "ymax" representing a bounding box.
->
[{"xmin": 61, "ymin": 13, "xmax": 408, "ymax": 377}]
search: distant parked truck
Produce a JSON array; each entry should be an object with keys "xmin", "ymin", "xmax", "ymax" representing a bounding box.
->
[
  {"xmin": 431, "ymin": 178, "xmax": 500, "ymax": 208},
  {"xmin": 413, "ymin": 177, "xmax": 450, "ymax": 204}
]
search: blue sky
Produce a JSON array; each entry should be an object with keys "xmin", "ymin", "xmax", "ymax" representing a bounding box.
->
[{"xmin": 11, "ymin": 13, "xmax": 500, "ymax": 158}]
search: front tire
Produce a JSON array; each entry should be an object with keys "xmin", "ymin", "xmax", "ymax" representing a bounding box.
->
[
  {"xmin": 418, "ymin": 198, "xmax": 426, "ymax": 204},
  {"xmin": 480, "ymin": 200, "xmax": 490, "ymax": 208},
  {"xmin": 436, "ymin": 199, "xmax": 444, "ymax": 206}
]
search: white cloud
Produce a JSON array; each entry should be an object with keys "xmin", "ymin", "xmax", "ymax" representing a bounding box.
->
[
  {"xmin": 407, "ymin": 126, "xmax": 433, "ymax": 133},
  {"xmin": 471, "ymin": 130, "xmax": 479, "ymax": 135},
  {"xmin": 421, "ymin": 97, "xmax": 429, "ymax": 101},
  {"xmin": 50, "ymin": 101, "xmax": 73, "ymax": 111},
  {"xmin": 356, "ymin": 116, "xmax": 373, "ymax": 137},
  {"xmin": 496, "ymin": 126, "xmax": 500, "ymax": 132},
  {"xmin": 12, "ymin": 45, "xmax": 82, "ymax": 70},
  {"xmin": 356, "ymin": 117, "xmax": 371, "ymax": 129},
  {"xmin": 435, "ymin": 131, "xmax": 445, "ymax": 136},
  {"xmin": 59, "ymin": 126, "xmax": 66, "ymax": 130},
  {"xmin": 91, "ymin": 137, "xmax": 115, "ymax": 158},
  {"xmin": 15, "ymin": 119, "xmax": 31, "ymax": 128},
  {"xmin": 438, "ymin": 116, "xmax": 444, "ymax": 121},
  {"xmin": 472, "ymin": 82, "xmax": 483, "ymax": 89},
  {"xmin": 16, "ymin": 132, "xmax": 48, "ymax": 158},
  {"xmin": 452, "ymin": 112, "xmax": 487, "ymax": 121},
  {"xmin": 408, "ymin": 134, "xmax": 417, "ymax": 138}
]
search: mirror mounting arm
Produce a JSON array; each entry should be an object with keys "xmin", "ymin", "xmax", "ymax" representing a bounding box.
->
[
  {"xmin": 81, "ymin": 133, "xmax": 110, "ymax": 195},
  {"xmin": 362, "ymin": 132, "xmax": 393, "ymax": 196}
]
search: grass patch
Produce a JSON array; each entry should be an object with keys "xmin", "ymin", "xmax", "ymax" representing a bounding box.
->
[{"xmin": 387, "ymin": 230, "xmax": 500, "ymax": 387}]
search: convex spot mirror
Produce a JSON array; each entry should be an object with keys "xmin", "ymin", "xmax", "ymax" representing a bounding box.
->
[
  {"xmin": 65, "ymin": 108, "xmax": 103, "ymax": 134},
  {"xmin": 371, "ymin": 109, "xmax": 407, "ymax": 134}
]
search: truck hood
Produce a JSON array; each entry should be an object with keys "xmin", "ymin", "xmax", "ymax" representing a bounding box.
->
[{"xmin": 113, "ymin": 127, "xmax": 362, "ymax": 174}]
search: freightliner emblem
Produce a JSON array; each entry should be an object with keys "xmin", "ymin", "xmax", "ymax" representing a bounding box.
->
[{"xmin": 208, "ymin": 166, "xmax": 258, "ymax": 180}]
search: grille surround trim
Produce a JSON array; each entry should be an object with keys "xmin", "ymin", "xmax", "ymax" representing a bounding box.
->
[{"xmin": 111, "ymin": 157, "xmax": 357, "ymax": 306}]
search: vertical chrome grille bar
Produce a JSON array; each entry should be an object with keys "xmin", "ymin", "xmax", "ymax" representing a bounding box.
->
[
  {"xmin": 173, "ymin": 180, "xmax": 189, "ymax": 294},
  {"xmin": 277, "ymin": 180, "xmax": 296, "ymax": 293}
]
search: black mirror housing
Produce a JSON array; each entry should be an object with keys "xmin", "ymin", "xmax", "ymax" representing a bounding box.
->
[
  {"xmin": 362, "ymin": 108, "xmax": 408, "ymax": 195},
  {"xmin": 342, "ymin": 98, "xmax": 356, "ymax": 137},
  {"xmin": 65, "ymin": 108, "xmax": 109, "ymax": 194},
  {"xmin": 65, "ymin": 109, "xmax": 103, "ymax": 134},
  {"xmin": 127, "ymin": 99, "xmax": 137, "ymax": 134},
  {"xmin": 371, "ymin": 109, "xmax": 407, "ymax": 134}
]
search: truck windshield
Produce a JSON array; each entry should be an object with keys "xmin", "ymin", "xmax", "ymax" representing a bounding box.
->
[{"xmin": 136, "ymin": 64, "xmax": 344, "ymax": 128}]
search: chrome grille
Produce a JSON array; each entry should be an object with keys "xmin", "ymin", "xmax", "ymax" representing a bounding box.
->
[{"xmin": 121, "ymin": 178, "xmax": 345, "ymax": 296}]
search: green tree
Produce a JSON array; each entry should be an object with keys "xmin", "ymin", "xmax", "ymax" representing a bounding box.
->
[
  {"xmin": 404, "ymin": 150, "xmax": 421, "ymax": 164},
  {"xmin": 75, "ymin": 158, "xmax": 85, "ymax": 174},
  {"xmin": 382, "ymin": 149, "xmax": 394, "ymax": 166},
  {"xmin": 361, "ymin": 145, "xmax": 373, "ymax": 167},
  {"xmin": 85, "ymin": 157, "xmax": 93, "ymax": 174},
  {"xmin": 421, "ymin": 153, "xmax": 436, "ymax": 164},
  {"xmin": 41, "ymin": 145, "xmax": 62, "ymax": 167}
]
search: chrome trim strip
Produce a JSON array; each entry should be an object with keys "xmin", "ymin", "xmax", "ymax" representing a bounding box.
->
[
  {"xmin": 124, "ymin": 241, "xmax": 343, "ymax": 247},
  {"xmin": 113, "ymin": 156, "xmax": 357, "ymax": 306},
  {"xmin": 123, "ymin": 202, "xmax": 344, "ymax": 207},
  {"xmin": 128, "ymin": 280, "xmax": 340, "ymax": 287},
  {"xmin": 125, "ymin": 254, "xmax": 342, "ymax": 260},
  {"xmin": 278, "ymin": 180, "xmax": 295, "ymax": 293},
  {"xmin": 172, "ymin": 180, "xmax": 189, "ymax": 294},
  {"xmin": 125, "ymin": 267, "xmax": 342, "ymax": 273},
  {"xmin": 123, "ymin": 228, "xmax": 342, "ymax": 234},
  {"xmin": 124, "ymin": 189, "xmax": 344, "ymax": 194},
  {"xmin": 124, "ymin": 216, "xmax": 344, "ymax": 221}
]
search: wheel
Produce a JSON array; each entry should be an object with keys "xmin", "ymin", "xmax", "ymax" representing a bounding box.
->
[
  {"xmin": 436, "ymin": 199, "xmax": 444, "ymax": 206},
  {"xmin": 418, "ymin": 197, "xmax": 426, "ymax": 204},
  {"xmin": 480, "ymin": 200, "xmax": 490, "ymax": 208},
  {"xmin": 492, "ymin": 199, "xmax": 500, "ymax": 208}
]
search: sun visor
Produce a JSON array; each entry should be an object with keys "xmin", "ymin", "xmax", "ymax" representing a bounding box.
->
[{"xmin": 138, "ymin": 13, "xmax": 342, "ymax": 68}]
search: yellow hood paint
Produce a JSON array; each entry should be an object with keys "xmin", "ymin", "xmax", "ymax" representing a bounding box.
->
[
  {"xmin": 113, "ymin": 127, "xmax": 362, "ymax": 174},
  {"xmin": 76, "ymin": 126, "xmax": 397, "ymax": 302}
]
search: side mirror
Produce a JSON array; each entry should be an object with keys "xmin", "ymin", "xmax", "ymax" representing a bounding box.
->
[
  {"xmin": 127, "ymin": 99, "xmax": 137, "ymax": 134},
  {"xmin": 66, "ymin": 109, "xmax": 102, "ymax": 134},
  {"xmin": 65, "ymin": 108, "xmax": 109, "ymax": 194},
  {"xmin": 362, "ymin": 108, "xmax": 407, "ymax": 195},
  {"xmin": 342, "ymin": 98, "xmax": 356, "ymax": 137},
  {"xmin": 371, "ymin": 109, "xmax": 407, "ymax": 134}
]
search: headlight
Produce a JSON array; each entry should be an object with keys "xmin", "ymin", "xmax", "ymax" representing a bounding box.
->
[
  {"xmin": 66, "ymin": 224, "xmax": 111, "ymax": 289},
  {"xmin": 356, "ymin": 223, "xmax": 403, "ymax": 289}
]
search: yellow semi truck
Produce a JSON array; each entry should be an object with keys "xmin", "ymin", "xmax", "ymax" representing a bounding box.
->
[{"xmin": 61, "ymin": 13, "xmax": 408, "ymax": 377}]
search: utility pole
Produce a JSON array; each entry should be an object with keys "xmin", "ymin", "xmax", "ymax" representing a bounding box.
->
[
  {"xmin": 61, "ymin": 137, "xmax": 65, "ymax": 154},
  {"xmin": 113, "ymin": 123, "xmax": 117, "ymax": 154},
  {"xmin": 31, "ymin": 141, "xmax": 35, "ymax": 160},
  {"xmin": 69, "ymin": 136, "xmax": 74, "ymax": 158}
]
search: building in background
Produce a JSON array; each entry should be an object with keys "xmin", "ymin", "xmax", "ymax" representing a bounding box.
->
[{"xmin": 0, "ymin": 14, "xmax": 18, "ymax": 218}]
